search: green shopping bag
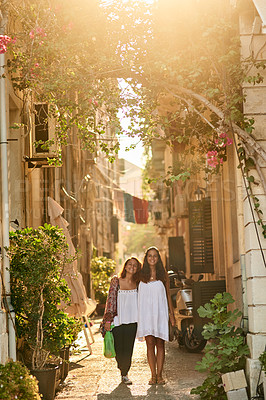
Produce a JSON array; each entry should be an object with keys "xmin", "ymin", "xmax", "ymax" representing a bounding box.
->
[{"xmin": 103, "ymin": 328, "xmax": 116, "ymax": 358}]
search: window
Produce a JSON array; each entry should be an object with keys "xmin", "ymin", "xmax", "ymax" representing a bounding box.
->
[{"xmin": 34, "ymin": 103, "xmax": 49, "ymax": 153}]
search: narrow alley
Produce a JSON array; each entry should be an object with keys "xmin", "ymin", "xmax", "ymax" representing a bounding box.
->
[{"xmin": 55, "ymin": 318, "xmax": 205, "ymax": 400}]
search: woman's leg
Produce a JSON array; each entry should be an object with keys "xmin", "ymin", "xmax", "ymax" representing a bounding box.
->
[
  {"xmin": 113, "ymin": 324, "xmax": 137, "ymax": 377},
  {"xmin": 112, "ymin": 325, "xmax": 124, "ymax": 375},
  {"xmin": 145, "ymin": 335, "xmax": 157, "ymax": 381},
  {"xmin": 155, "ymin": 337, "xmax": 165, "ymax": 382},
  {"xmin": 122, "ymin": 323, "xmax": 137, "ymax": 376}
]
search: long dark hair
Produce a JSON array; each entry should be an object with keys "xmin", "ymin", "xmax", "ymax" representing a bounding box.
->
[
  {"xmin": 140, "ymin": 247, "xmax": 166, "ymax": 284},
  {"xmin": 119, "ymin": 257, "xmax": 141, "ymax": 283}
]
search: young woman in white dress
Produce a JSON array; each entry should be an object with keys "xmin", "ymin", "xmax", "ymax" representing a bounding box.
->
[
  {"xmin": 137, "ymin": 247, "xmax": 175, "ymax": 385},
  {"xmin": 101, "ymin": 257, "xmax": 141, "ymax": 385}
]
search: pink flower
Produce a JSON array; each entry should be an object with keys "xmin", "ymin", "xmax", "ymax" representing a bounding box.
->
[
  {"xmin": 36, "ymin": 27, "xmax": 47, "ymax": 37},
  {"xmin": 207, "ymin": 150, "xmax": 218, "ymax": 158},
  {"xmin": 39, "ymin": 41, "xmax": 44, "ymax": 46},
  {"xmin": 34, "ymin": 63, "xmax": 40, "ymax": 68},
  {"xmin": 0, "ymin": 35, "xmax": 13, "ymax": 53},
  {"xmin": 219, "ymin": 132, "xmax": 227, "ymax": 139},
  {"xmin": 207, "ymin": 158, "xmax": 218, "ymax": 168},
  {"xmin": 220, "ymin": 158, "xmax": 224, "ymax": 164},
  {"xmin": 29, "ymin": 30, "xmax": 35, "ymax": 39},
  {"xmin": 94, "ymin": 100, "xmax": 99, "ymax": 107},
  {"xmin": 0, "ymin": 45, "xmax": 7, "ymax": 54},
  {"xmin": 206, "ymin": 150, "xmax": 219, "ymax": 168},
  {"xmin": 227, "ymin": 138, "xmax": 233, "ymax": 146}
]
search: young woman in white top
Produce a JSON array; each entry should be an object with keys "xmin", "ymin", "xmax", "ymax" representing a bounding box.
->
[
  {"xmin": 100, "ymin": 257, "xmax": 141, "ymax": 385},
  {"xmin": 137, "ymin": 247, "xmax": 175, "ymax": 385}
]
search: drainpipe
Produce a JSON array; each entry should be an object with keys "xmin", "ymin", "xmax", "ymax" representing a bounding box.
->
[
  {"xmin": 240, "ymin": 254, "xmax": 249, "ymax": 334},
  {"xmin": 0, "ymin": 3, "xmax": 16, "ymax": 361}
]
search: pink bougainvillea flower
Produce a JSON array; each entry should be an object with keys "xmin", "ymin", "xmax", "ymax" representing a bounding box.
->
[
  {"xmin": 220, "ymin": 158, "xmax": 224, "ymax": 164},
  {"xmin": 227, "ymin": 138, "xmax": 233, "ymax": 146},
  {"xmin": 206, "ymin": 150, "xmax": 219, "ymax": 168},
  {"xmin": 207, "ymin": 158, "xmax": 218, "ymax": 168},
  {"xmin": 94, "ymin": 100, "xmax": 99, "ymax": 107},
  {"xmin": 219, "ymin": 132, "xmax": 227, "ymax": 138},
  {"xmin": 0, "ymin": 45, "xmax": 7, "ymax": 54},
  {"xmin": 29, "ymin": 30, "xmax": 35, "ymax": 39},
  {"xmin": 34, "ymin": 63, "xmax": 40, "ymax": 68},
  {"xmin": 0, "ymin": 35, "xmax": 13, "ymax": 53},
  {"xmin": 36, "ymin": 27, "xmax": 47, "ymax": 37},
  {"xmin": 2, "ymin": 35, "xmax": 11, "ymax": 44},
  {"xmin": 207, "ymin": 150, "xmax": 218, "ymax": 157}
]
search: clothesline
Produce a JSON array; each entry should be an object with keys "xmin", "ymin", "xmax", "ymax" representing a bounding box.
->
[{"xmin": 114, "ymin": 191, "xmax": 149, "ymax": 224}]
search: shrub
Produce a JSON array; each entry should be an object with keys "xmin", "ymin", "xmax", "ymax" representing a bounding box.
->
[
  {"xmin": 259, "ymin": 350, "xmax": 266, "ymax": 372},
  {"xmin": 191, "ymin": 292, "xmax": 250, "ymax": 399},
  {"xmin": 91, "ymin": 256, "xmax": 116, "ymax": 303},
  {"xmin": 8, "ymin": 224, "xmax": 81, "ymax": 369},
  {"xmin": 0, "ymin": 360, "xmax": 41, "ymax": 400}
]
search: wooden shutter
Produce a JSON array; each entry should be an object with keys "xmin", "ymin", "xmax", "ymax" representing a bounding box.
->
[
  {"xmin": 189, "ymin": 197, "xmax": 214, "ymax": 273},
  {"xmin": 168, "ymin": 236, "xmax": 186, "ymax": 272}
]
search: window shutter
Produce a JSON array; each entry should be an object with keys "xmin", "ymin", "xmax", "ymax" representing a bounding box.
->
[
  {"xmin": 34, "ymin": 103, "xmax": 49, "ymax": 153},
  {"xmin": 168, "ymin": 236, "xmax": 186, "ymax": 272},
  {"xmin": 189, "ymin": 197, "xmax": 214, "ymax": 273}
]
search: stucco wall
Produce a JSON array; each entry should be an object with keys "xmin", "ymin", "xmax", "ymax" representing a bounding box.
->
[{"xmin": 240, "ymin": 5, "xmax": 266, "ymax": 395}]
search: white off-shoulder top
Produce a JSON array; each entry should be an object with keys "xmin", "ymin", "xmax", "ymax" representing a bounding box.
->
[{"xmin": 113, "ymin": 289, "xmax": 138, "ymax": 327}]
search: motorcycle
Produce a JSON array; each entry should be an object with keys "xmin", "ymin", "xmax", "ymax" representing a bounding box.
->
[{"xmin": 168, "ymin": 270, "xmax": 207, "ymax": 353}]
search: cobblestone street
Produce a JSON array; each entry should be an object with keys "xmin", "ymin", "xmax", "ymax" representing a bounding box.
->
[{"xmin": 55, "ymin": 319, "xmax": 206, "ymax": 400}]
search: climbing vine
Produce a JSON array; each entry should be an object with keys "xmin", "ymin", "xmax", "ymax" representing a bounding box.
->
[{"xmin": 1, "ymin": 0, "xmax": 266, "ymax": 235}]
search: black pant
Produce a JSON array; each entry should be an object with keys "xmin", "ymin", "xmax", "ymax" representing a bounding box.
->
[{"xmin": 112, "ymin": 322, "xmax": 137, "ymax": 376}]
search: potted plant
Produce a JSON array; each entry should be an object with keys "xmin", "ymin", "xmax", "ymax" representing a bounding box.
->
[
  {"xmin": 7, "ymin": 224, "xmax": 81, "ymax": 400},
  {"xmin": 0, "ymin": 360, "xmax": 41, "ymax": 399},
  {"xmin": 90, "ymin": 256, "xmax": 116, "ymax": 313},
  {"xmin": 191, "ymin": 292, "xmax": 250, "ymax": 400}
]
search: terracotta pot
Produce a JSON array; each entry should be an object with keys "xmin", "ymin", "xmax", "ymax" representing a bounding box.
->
[{"xmin": 31, "ymin": 364, "xmax": 59, "ymax": 400}]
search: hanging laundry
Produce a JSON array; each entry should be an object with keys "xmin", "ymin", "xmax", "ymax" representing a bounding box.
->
[
  {"xmin": 133, "ymin": 196, "xmax": 149, "ymax": 224},
  {"xmin": 113, "ymin": 189, "xmax": 124, "ymax": 219},
  {"xmin": 123, "ymin": 193, "xmax": 136, "ymax": 223}
]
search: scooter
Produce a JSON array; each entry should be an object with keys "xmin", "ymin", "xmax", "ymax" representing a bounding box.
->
[{"xmin": 171, "ymin": 271, "xmax": 207, "ymax": 353}]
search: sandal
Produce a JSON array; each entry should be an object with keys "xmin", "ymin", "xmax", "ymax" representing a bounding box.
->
[
  {"xmin": 157, "ymin": 377, "xmax": 166, "ymax": 385},
  {"xmin": 148, "ymin": 376, "xmax": 157, "ymax": 385}
]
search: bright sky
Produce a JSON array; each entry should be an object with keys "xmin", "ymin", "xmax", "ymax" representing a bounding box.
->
[
  {"xmin": 117, "ymin": 79, "xmax": 145, "ymax": 169},
  {"xmin": 118, "ymin": 134, "xmax": 145, "ymax": 168}
]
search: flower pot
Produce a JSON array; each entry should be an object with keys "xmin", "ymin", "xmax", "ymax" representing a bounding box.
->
[
  {"xmin": 31, "ymin": 364, "xmax": 59, "ymax": 400},
  {"xmin": 55, "ymin": 359, "xmax": 63, "ymax": 390},
  {"xmin": 59, "ymin": 346, "xmax": 70, "ymax": 382}
]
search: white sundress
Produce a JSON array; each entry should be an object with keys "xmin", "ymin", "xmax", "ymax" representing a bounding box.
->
[{"xmin": 137, "ymin": 280, "xmax": 169, "ymax": 341}]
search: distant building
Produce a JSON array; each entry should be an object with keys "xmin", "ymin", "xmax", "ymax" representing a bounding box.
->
[{"xmin": 119, "ymin": 158, "xmax": 143, "ymax": 198}]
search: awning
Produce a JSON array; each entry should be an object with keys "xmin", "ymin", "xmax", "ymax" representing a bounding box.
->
[{"xmin": 48, "ymin": 197, "xmax": 96, "ymax": 318}]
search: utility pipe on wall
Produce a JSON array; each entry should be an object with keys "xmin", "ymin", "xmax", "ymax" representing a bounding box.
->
[{"xmin": 0, "ymin": 10, "xmax": 16, "ymax": 360}]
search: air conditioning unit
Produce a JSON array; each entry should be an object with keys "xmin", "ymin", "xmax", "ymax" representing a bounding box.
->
[{"xmin": 29, "ymin": 103, "xmax": 57, "ymax": 160}]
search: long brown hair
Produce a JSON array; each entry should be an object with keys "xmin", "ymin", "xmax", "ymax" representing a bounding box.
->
[
  {"xmin": 119, "ymin": 257, "xmax": 141, "ymax": 283},
  {"xmin": 140, "ymin": 247, "xmax": 166, "ymax": 284}
]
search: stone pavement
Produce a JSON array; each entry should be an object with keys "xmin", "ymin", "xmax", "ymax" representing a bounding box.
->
[{"xmin": 55, "ymin": 318, "xmax": 206, "ymax": 400}]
